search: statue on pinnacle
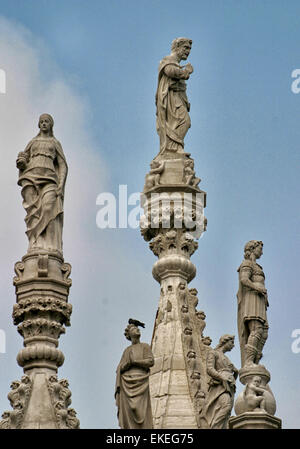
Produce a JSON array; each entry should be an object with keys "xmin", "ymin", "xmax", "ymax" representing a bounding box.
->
[
  {"xmin": 0, "ymin": 114, "xmax": 78, "ymax": 429},
  {"xmin": 237, "ymin": 240, "xmax": 269, "ymax": 367},
  {"xmin": 16, "ymin": 113, "xmax": 67, "ymax": 254},
  {"xmin": 156, "ymin": 37, "xmax": 193, "ymax": 156}
]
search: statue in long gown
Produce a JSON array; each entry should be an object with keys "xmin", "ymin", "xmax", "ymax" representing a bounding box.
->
[
  {"xmin": 156, "ymin": 37, "xmax": 193, "ymax": 155},
  {"xmin": 16, "ymin": 113, "xmax": 67, "ymax": 254},
  {"xmin": 204, "ymin": 335, "xmax": 238, "ymax": 429},
  {"xmin": 237, "ymin": 240, "xmax": 269, "ymax": 367},
  {"xmin": 115, "ymin": 319, "xmax": 154, "ymax": 429}
]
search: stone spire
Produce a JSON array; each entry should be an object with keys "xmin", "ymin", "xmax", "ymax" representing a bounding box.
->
[
  {"xmin": 0, "ymin": 114, "xmax": 79, "ymax": 429},
  {"xmin": 140, "ymin": 39, "xmax": 210, "ymax": 428}
]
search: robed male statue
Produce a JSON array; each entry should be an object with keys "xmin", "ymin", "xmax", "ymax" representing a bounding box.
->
[{"xmin": 115, "ymin": 319, "xmax": 154, "ymax": 429}]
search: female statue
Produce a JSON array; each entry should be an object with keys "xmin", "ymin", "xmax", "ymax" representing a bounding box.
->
[
  {"xmin": 204, "ymin": 334, "xmax": 238, "ymax": 429},
  {"xmin": 16, "ymin": 114, "xmax": 67, "ymax": 253},
  {"xmin": 115, "ymin": 319, "xmax": 154, "ymax": 429},
  {"xmin": 237, "ymin": 240, "xmax": 269, "ymax": 367}
]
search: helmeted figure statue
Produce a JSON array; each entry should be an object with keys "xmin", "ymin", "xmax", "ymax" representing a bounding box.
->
[
  {"xmin": 115, "ymin": 319, "xmax": 154, "ymax": 429},
  {"xmin": 237, "ymin": 240, "xmax": 269, "ymax": 367},
  {"xmin": 204, "ymin": 334, "xmax": 238, "ymax": 429},
  {"xmin": 16, "ymin": 113, "xmax": 68, "ymax": 253},
  {"xmin": 156, "ymin": 37, "xmax": 193, "ymax": 155}
]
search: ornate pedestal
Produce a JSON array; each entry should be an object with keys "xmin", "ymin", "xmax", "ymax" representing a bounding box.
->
[
  {"xmin": 229, "ymin": 413, "xmax": 282, "ymax": 429},
  {"xmin": 0, "ymin": 250, "xmax": 79, "ymax": 429},
  {"xmin": 229, "ymin": 365, "xmax": 281, "ymax": 430}
]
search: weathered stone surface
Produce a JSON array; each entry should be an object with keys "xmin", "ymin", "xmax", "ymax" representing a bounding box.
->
[{"xmin": 229, "ymin": 412, "xmax": 282, "ymax": 429}]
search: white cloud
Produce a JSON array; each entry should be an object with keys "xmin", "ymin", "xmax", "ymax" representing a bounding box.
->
[
  {"xmin": 0, "ymin": 16, "xmax": 156, "ymax": 428},
  {"xmin": 0, "ymin": 15, "xmax": 110, "ymax": 424}
]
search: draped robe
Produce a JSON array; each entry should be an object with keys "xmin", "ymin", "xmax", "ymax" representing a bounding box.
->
[
  {"xmin": 115, "ymin": 342, "xmax": 154, "ymax": 429},
  {"xmin": 156, "ymin": 55, "xmax": 191, "ymax": 154},
  {"xmin": 17, "ymin": 136, "xmax": 67, "ymax": 252}
]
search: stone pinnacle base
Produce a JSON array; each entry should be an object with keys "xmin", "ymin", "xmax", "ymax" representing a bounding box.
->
[
  {"xmin": 0, "ymin": 251, "xmax": 79, "ymax": 429},
  {"xmin": 229, "ymin": 412, "xmax": 282, "ymax": 429}
]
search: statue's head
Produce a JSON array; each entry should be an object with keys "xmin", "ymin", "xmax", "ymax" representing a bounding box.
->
[
  {"xmin": 171, "ymin": 37, "xmax": 192, "ymax": 61},
  {"xmin": 124, "ymin": 323, "xmax": 140, "ymax": 341},
  {"xmin": 216, "ymin": 334, "xmax": 235, "ymax": 351},
  {"xmin": 38, "ymin": 113, "xmax": 54, "ymax": 136},
  {"xmin": 150, "ymin": 160, "xmax": 159, "ymax": 169},
  {"xmin": 202, "ymin": 336, "xmax": 212, "ymax": 346},
  {"xmin": 244, "ymin": 240, "xmax": 263, "ymax": 260},
  {"xmin": 252, "ymin": 376, "xmax": 262, "ymax": 387},
  {"xmin": 124, "ymin": 318, "xmax": 145, "ymax": 341}
]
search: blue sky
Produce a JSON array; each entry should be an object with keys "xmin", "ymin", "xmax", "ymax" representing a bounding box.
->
[{"xmin": 0, "ymin": 0, "xmax": 299, "ymax": 428}]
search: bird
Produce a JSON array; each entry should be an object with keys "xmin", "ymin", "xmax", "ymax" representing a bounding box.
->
[{"xmin": 128, "ymin": 318, "xmax": 145, "ymax": 328}]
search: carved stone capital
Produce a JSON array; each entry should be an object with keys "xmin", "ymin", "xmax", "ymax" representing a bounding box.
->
[
  {"xmin": 17, "ymin": 319, "xmax": 65, "ymax": 340},
  {"xmin": 13, "ymin": 297, "xmax": 72, "ymax": 326}
]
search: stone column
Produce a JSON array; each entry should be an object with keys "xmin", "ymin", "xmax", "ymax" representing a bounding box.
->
[
  {"xmin": 140, "ymin": 156, "xmax": 208, "ymax": 428},
  {"xmin": 0, "ymin": 114, "xmax": 79, "ymax": 429}
]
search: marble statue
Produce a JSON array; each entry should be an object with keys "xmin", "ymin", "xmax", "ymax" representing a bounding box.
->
[
  {"xmin": 230, "ymin": 241, "xmax": 282, "ymax": 429},
  {"xmin": 115, "ymin": 319, "xmax": 154, "ymax": 429},
  {"xmin": 183, "ymin": 159, "xmax": 201, "ymax": 187},
  {"xmin": 144, "ymin": 160, "xmax": 165, "ymax": 191},
  {"xmin": 204, "ymin": 335, "xmax": 238, "ymax": 429},
  {"xmin": 16, "ymin": 113, "xmax": 68, "ymax": 253},
  {"xmin": 243, "ymin": 376, "xmax": 267, "ymax": 412},
  {"xmin": 237, "ymin": 240, "xmax": 269, "ymax": 367},
  {"xmin": 156, "ymin": 37, "xmax": 193, "ymax": 155}
]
